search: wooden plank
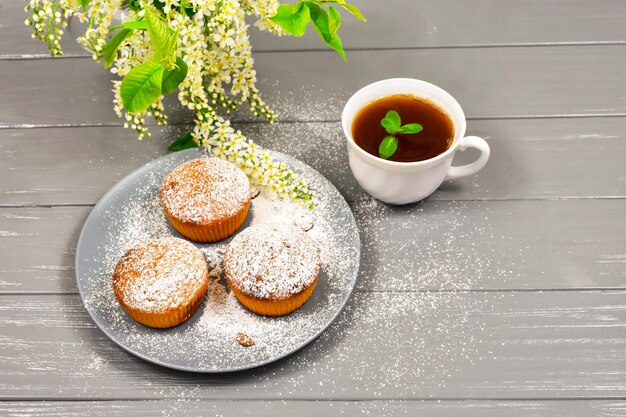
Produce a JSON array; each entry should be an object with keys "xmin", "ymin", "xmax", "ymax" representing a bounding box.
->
[
  {"xmin": 250, "ymin": 0, "xmax": 626, "ymax": 50},
  {"xmin": 2, "ymin": 118, "xmax": 625, "ymax": 206},
  {"xmin": 0, "ymin": 126, "xmax": 176, "ymax": 206},
  {"xmin": 0, "ymin": 0, "xmax": 85, "ymax": 58},
  {"xmin": 1, "ymin": 199, "xmax": 625, "ymax": 293},
  {"xmin": 1, "ymin": 400, "xmax": 625, "ymax": 416},
  {"xmin": 1, "ymin": 45, "xmax": 626, "ymax": 128},
  {"xmin": 1, "ymin": 291, "xmax": 625, "ymax": 399},
  {"xmin": 0, "ymin": 206, "xmax": 87, "ymax": 293},
  {"xmin": 244, "ymin": 118, "xmax": 626, "ymax": 202},
  {"xmin": 3, "ymin": 0, "xmax": 626, "ymax": 58}
]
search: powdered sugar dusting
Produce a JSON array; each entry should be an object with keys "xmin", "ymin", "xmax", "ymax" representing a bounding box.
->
[
  {"xmin": 160, "ymin": 157, "xmax": 250, "ymax": 224},
  {"xmin": 77, "ymin": 149, "xmax": 359, "ymax": 371},
  {"xmin": 113, "ymin": 237, "xmax": 208, "ymax": 312},
  {"xmin": 224, "ymin": 224, "xmax": 320, "ymax": 300},
  {"xmin": 217, "ymin": 122, "xmax": 517, "ymax": 389}
]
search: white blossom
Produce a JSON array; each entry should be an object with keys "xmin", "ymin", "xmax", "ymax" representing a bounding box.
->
[{"xmin": 25, "ymin": 0, "xmax": 315, "ymax": 207}]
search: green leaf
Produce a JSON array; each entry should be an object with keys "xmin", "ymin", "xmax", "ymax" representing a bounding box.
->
[
  {"xmin": 381, "ymin": 110, "xmax": 401, "ymax": 134},
  {"xmin": 128, "ymin": 0, "xmax": 141, "ymax": 11},
  {"xmin": 79, "ymin": 0, "xmax": 90, "ymax": 10},
  {"xmin": 323, "ymin": 33, "xmax": 345, "ymax": 60},
  {"xmin": 143, "ymin": 7, "xmax": 179, "ymax": 68},
  {"xmin": 120, "ymin": 62, "xmax": 164, "ymax": 113},
  {"xmin": 161, "ymin": 57, "xmax": 188, "ymax": 94},
  {"xmin": 157, "ymin": 29, "xmax": 179, "ymax": 68},
  {"xmin": 378, "ymin": 135, "xmax": 398, "ymax": 159},
  {"xmin": 269, "ymin": 2, "xmax": 311, "ymax": 37},
  {"xmin": 110, "ymin": 20, "xmax": 147, "ymax": 32},
  {"xmin": 327, "ymin": 6, "xmax": 341, "ymax": 35},
  {"xmin": 399, "ymin": 123, "xmax": 423, "ymax": 134},
  {"xmin": 101, "ymin": 28, "xmax": 132, "ymax": 68},
  {"xmin": 168, "ymin": 131, "xmax": 198, "ymax": 151},
  {"xmin": 308, "ymin": 3, "xmax": 346, "ymax": 60},
  {"xmin": 145, "ymin": 7, "xmax": 172, "ymax": 58},
  {"xmin": 333, "ymin": 0, "xmax": 367, "ymax": 21},
  {"xmin": 153, "ymin": 0, "xmax": 167, "ymax": 11}
]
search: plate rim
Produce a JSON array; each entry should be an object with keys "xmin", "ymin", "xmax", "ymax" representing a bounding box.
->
[{"xmin": 75, "ymin": 148, "xmax": 361, "ymax": 373}]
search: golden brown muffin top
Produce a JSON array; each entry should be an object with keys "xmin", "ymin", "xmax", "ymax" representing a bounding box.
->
[
  {"xmin": 113, "ymin": 237, "xmax": 208, "ymax": 312},
  {"xmin": 160, "ymin": 158, "xmax": 250, "ymax": 224},
  {"xmin": 224, "ymin": 224, "xmax": 320, "ymax": 300}
]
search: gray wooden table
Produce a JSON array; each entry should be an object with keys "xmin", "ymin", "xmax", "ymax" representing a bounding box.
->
[{"xmin": 1, "ymin": 1, "xmax": 626, "ymax": 415}]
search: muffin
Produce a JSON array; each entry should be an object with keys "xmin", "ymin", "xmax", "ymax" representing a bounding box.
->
[
  {"xmin": 112, "ymin": 237, "xmax": 209, "ymax": 328},
  {"xmin": 224, "ymin": 224, "xmax": 321, "ymax": 316},
  {"xmin": 160, "ymin": 157, "xmax": 251, "ymax": 242}
]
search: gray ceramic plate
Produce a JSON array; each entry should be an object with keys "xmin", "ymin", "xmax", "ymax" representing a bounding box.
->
[{"xmin": 75, "ymin": 148, "xmax": 360, "ymax": 373}]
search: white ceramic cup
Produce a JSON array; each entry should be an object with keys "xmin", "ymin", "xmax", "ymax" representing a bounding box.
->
[{"xmin": 342, "ymin": 78, "xmax": 490, "ymax": 205}]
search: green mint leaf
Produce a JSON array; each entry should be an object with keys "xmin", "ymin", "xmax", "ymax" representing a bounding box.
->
[
  {"xmin": 120, "ymin": 62, "xmax": 164, "ymax": 113},
  {"xmin": 269, "ymin": 2, "xmax": 311, "ymax": 37},
  {"xmin": 79, "ymin": 0, "xmax": 90, "ymax": 10},
  {"xmin": 161, "ymin": 57, "xmax": 188, "ymax": 94},
  {"xmin": 308, "ymin": 3, "xmax": 346, "ymax": 60},
  {"xmin": 331, "ymin": 0, "xmax": 367, "ymax": 21},
  {"xmin": 102, "ymin": 28, "xmax": 132, "ymax": 68},
  {"xmin": 327, "ymin": 6, "xmax": 341, "ymax": 35},
  {"xmin": 381, "ymin": 110, "xmax": 401, "ymax": 134},
  {"xmin": 399, "ymin": 123, "xmax": 423, "ymax": 134},
  {"xmin": 168, "ymin": 131, "xmax": 198, "ymax": 151},
  {"xmin": 378, "ymin": 135, "xmax": 398, "ymax": 159}
]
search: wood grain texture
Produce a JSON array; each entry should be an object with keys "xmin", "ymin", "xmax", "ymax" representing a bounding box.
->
[
  {"xmin": 2, "ymin": 45, "xmax": 626, "ymax": 128},
  {"xmin": 0, "ymin": 126, "xmax": 174, "ymax": 206},
  {"xmin": 2, "ymin": 0, "xmax": 626, "ymax": 412},
  {"xmin": 1, "ymin": 199, "xmax": 626, "ymax": 292},
  {"xmin": 1, "ymin": 400, "xmax": 626, "ymax": 417},
  {"xmin": 2, "ymin": 0, "xmax": 626, "ymax": 58},
  {"xmin": 1, "ymin": 291, "xmax": 625, "ymax": 399},
  {"xmin": 249, "ymin": 0, "xmax": 626, "ymax": 50},
  {"xmin": 2, "ymin": 117, "xmax": 625, "ymax": 206},
  {"xmin": 0, "ymin": 207, "xmax": 86, "ymax": 293}
]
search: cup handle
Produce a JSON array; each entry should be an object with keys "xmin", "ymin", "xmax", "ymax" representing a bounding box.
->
[{"xmin": 445, "ymin": 136, "xmax": 490, "ymax": 180}]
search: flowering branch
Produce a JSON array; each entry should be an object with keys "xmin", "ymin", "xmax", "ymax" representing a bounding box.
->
[{"xmin": 24, "ymin": 0, "xmax": 365, "ymax": 209}]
